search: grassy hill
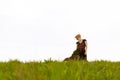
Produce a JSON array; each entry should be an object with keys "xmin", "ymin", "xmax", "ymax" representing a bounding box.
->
[{"xmin": 0, "ymin": 60, "xmax": 120, "ymax": 80}]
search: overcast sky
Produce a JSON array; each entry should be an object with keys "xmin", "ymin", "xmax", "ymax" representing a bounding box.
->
[{"xmin": 0, "ymin": 0, "xmax": 120, "ymax": 61}]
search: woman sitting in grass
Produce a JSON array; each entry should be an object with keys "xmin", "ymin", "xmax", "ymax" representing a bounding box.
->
[{"xmin": 64, "ymin": 34, "xmax": 88, "ymax": 61}]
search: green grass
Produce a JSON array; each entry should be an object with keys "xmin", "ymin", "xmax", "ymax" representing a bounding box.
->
[{"xmin": 0, "ymin": 60, "xmax": 120, "ymax": 80}]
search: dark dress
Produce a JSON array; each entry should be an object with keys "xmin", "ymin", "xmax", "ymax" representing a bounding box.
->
[{"xmin": 71, "ymin": 39, "xmax": 87, "ymax": 60}]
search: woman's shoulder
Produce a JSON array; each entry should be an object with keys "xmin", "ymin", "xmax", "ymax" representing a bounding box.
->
[
  {"xmin": 76, "ymin": 39, "xmax": 87, "ymax": 44},
  {"xmin": 76, "ymin": 42, "xmax": 79, "ymax": 44},
  {"xmin": 83, "ymin": 39, "xmax": 87, "ymax": 41}
]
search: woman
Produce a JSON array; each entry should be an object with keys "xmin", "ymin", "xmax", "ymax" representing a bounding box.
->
[
  {"xmin": 74, "ymin": 34, "xmax": 88, "ymax": 60},
  {"xmin": 64, "ymin": 34, "xmax": 88, "ymax": 61}
]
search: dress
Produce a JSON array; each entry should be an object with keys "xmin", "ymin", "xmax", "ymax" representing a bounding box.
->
[{"xmin": 71, "ymin": 39, "xmax": 87, "ymax": 60}]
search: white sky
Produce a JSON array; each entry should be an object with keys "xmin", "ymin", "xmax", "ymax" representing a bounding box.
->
[{"xmin": 0, "ymin": 0, "xmax": 120, "ymax": 61}]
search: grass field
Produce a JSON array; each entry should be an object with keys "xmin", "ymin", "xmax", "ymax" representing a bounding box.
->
[{"xmin": 0, "ymin": 60, "xmax": 120, "ymax": 80}]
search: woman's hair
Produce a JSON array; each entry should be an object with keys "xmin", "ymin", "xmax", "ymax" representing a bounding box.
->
[{"xmin": 75, "ymin": 34, "xmax": 81, "ymax": 40}]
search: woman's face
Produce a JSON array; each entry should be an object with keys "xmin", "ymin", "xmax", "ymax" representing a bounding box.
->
[
  {"xmin": 75, "ymin": 34, "xmax": 81, "ymax": 40},
  {"xmin": 78, "ymin": 37, "xmax": 81, "ymax": 40}
]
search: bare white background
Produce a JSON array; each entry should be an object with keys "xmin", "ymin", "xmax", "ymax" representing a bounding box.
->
[{"xmin": 0, "ymin": 0, "xmax": 120, "ymax": 61}]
